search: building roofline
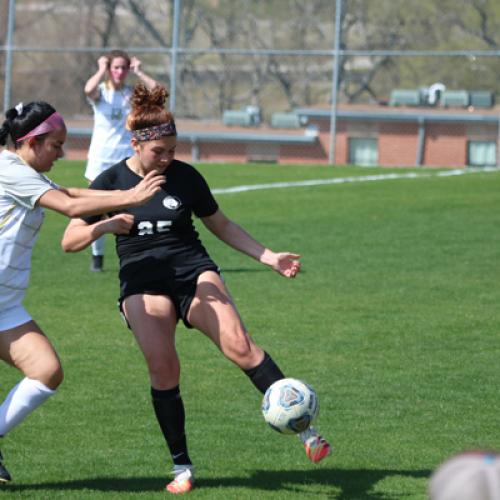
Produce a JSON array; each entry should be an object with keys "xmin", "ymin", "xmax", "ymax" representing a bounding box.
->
[
  {"xmin": 295, "ymin": 107, "xmax": 500, "ymax": 123},
  {"xmin": 67, "ymin": 127, "xmax": 318, "ymax": 144}
]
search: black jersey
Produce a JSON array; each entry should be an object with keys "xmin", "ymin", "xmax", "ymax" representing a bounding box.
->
[
  {"xmin": 84, "ymin": 159, "xmax": 219, "ymax": 290},
  {"xmin": 85, "ymin": 159, "xmax": 218, "ymax": 255}
]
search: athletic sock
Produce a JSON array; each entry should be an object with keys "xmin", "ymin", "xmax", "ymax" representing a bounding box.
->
[
  {"xmin": 243, "ymin": 351, "xmax": 285, "ymax": 394},
  {"xmin": 91, "ymin": 236, "xmax": 105, "ymax": 256},
  {"xmin": 151, "ymin": 386, "xmax": 192, "ymax": 466},
  {"xmin": 0, "ymin": 377, "xmax": 56, "ymax": 436}
]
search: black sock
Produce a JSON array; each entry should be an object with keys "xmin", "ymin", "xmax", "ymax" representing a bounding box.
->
[
  {"xmin": 151, "ymin": 386, "xmax": 192, "ymax": 466},
  {"xmin": 243, "ymin": 352, "xmax": 285, "ymax": 394}
]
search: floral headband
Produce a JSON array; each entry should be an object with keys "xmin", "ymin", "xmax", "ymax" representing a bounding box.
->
[{"xmin": 132, "ymin": 122, "xmax": 177, "ymax": 141}]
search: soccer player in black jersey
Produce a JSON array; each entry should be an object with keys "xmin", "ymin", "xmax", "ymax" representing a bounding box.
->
[{"xmin": 62, "ymin": 84, "xmax": 330, "ymax": 494}]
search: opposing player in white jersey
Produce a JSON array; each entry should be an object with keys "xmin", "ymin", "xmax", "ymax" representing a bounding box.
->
[
  {"xmin": 0, "ymin": 101, "xmax": 165, "ymax": 482},
  {"xmin": 85, "ymin": 50, "xmax": 157, "ymax": 272}
]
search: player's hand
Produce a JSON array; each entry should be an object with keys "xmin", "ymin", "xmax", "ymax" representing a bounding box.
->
[
  {"xmin": 270, "ymin": 252, "xmax": 301, "ymax": 278},
  {"xmin": 127, "ymin": 170, "xmax": 166, "ymax": 206},
  {"xmin": 98, "ymin": 55, "xmax": 109, "ymax": 72},
  {"xmin": 130, "ymin": 56, "xmax": 141, "ymax": 74},
  {"xmin": 104, "ymin": 213, "xmax": 135, "ymax": 235}
]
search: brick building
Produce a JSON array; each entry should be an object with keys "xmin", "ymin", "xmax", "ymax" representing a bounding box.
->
[
  {"xmin": 66, "ymin": 103, "xmax": 500, "ymax": 168},
  {"xmin": 297, "ymin": 104, "xmax": 499, "ymax": 168}
]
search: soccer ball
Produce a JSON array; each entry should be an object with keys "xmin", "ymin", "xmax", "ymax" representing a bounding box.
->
[{"xmin": 261, "ymin": 378, "xmax": 319, "ymax": 434}]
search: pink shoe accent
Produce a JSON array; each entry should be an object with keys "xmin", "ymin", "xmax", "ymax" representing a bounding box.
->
[
  {"xmin": 166, "ymin": 468, "xmax": 194, "ymax": 494},
  {"xmin": 305, "ymin": 435, "xmax": 331, "ymax": 463}
]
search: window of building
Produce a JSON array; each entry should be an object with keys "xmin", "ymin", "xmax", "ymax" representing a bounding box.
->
[
  {"xmin": 467, "ymin": 140, "xmax": 497, "ymax": 167},
  {"xmin": 348, "ymin": 138, "xmax": 378, "ymax": 166},
  {"xmin": 247, "ymin": 143, "xmax": 279, "ymax": 163}
]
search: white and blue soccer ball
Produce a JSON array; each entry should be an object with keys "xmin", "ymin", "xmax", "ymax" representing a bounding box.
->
[{"xmin": 262, "ymin": 378, "xmax": 319, "ymax": 434}]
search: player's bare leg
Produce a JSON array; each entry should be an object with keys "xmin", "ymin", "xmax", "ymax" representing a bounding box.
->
[
  {"xmin": 187, "ymin": 271, "xmax": 264, "ymax": 370},
  {"xmin": 123, "ymin": 294, "xmax": 194, "ymax": 493},
  {"xmin": 0, "ymin": 321, "xmax": 63, "ymax": 482}
]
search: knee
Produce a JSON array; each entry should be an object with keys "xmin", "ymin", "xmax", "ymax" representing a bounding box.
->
[
  {"xmin": 43, "ymin": 361, "xmax": 64, "ymax": 390},
  {"xmin": 49, "ymin": 365, "xmax": 64, "ymax": 390},
  {"xmin": 33, "ymin": 360, "xmax": 64, "ymax": 390},
  {"xmin": 226, "ymin": 338, "xmax": 251, "ymax": 360},
  {"xmin": 146, "ymin": 356, "xmax": 180, "ymax": 388},
  {"xmin": 222, "ymin": 333, "xmax": 262, "ymax": 368}
]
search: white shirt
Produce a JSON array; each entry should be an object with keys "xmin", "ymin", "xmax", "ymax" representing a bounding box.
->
[
  {"xmin": 85, "ymin": 83, "xmax": 133, "ymax": 181},
  {"xmin": 0, "ymin": 150, "xmax": 57, "ymax": 311}
]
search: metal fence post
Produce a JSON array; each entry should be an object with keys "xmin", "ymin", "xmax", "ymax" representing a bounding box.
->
[
  {"xmin": 3, "ymin": 0, "xmax": 16, "ymax": 113},
  {"xmin": 416, "ymin": 118, "xmax": 425, "ymax": 166},
  {"xmin": 328, "ymin": 0, "xmax": 342, "ymax": 166},
  {"xmin": 169, "ymin": 0, "xmax": 181, "ymax": 113}
]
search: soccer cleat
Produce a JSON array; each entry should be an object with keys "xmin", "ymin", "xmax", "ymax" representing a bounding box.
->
[
  {"xmin": 166, "ymin": 466, "xmax": 194, "ymax": 494},
  {"xmin": 0, "ymin": 450, "xmax": 12, "ymax": 483},
  {"xmin": 300, "ymin": 427, "xmax": 331, "ymax": 463},
  {"xmin": 305, "ymin": 435, "xmax": 331, "ymax": 463},
  {"xmin": 90, "ymin": 255, "xmax": 104, "ymax": 272}
]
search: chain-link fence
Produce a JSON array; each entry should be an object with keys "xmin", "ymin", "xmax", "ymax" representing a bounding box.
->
[{"xmin": 1, "ymin": 0, "xmax": 500, "ymax": 166}]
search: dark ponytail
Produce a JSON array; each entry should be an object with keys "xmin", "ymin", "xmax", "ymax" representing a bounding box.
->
[{"xmin": 0, "ymin": 101, "xmax": 56, "ymax": 147}]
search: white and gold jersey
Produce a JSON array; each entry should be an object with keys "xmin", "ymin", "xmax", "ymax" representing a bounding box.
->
[
  {"xmin": 85, "ymin": 83, "xmax": 134, "ymax": 181},
  {"xmin": 0, "ymin": 150, "xmax": 57, "ymax": 311}
]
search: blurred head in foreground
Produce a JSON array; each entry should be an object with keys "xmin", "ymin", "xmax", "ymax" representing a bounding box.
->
[{"xmin": 429, "ymin": 451, "xmax": 500, "ymax": 500}]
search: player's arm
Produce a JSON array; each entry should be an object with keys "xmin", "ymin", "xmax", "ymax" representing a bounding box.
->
[
  {"xmin": 201, "ymin": 209, "xmax": 301, "ymax": 278},
  {"xmin": 130, "ymin": 56, "xmax": 158, "ymax": 90},
  {"xmin": 84, "ymin": 56, "xmax": 108, "ymax": 100},
  {"xmin": 62, "ymin": 214, "xmax": 134, "ymax": 252},
  {"xmin": 59, "ymin": 187, "xmax": 122, "ymax": 197},
  {"xmin": 37, "ymin": 170, "xmax": 165, "ymax": 218}
]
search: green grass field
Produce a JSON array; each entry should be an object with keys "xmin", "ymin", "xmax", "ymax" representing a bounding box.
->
[{"xmin": 1, "ymin": 161, "xmax": 500, "ymax": 499}]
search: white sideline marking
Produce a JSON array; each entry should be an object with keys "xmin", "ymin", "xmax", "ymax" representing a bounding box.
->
[{"xmin": 211, "ymin": 167, "xmax": 499, "ymax": 195}]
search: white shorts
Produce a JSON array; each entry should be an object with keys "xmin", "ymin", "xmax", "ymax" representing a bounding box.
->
[{"xmin": 0, "ymin": 305, "xmax": 32, "ymax": 332}]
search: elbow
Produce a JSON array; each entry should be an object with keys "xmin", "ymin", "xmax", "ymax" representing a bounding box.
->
[
  {"xmin": 61, "ymin": 240, "xmax": 85, "ymax": 253},
  {"xmin": 61, "ymin": 222, "xmax": 89, "ymax": 253},
  {"xmin": 84, "ymin": 88, "xmax": 98, "ymax": 101},
  {"xmin": 65, "ymin": 207, "xmax": 81, "ymax": 218},
  {"xmin": 61, "ymin": 238, "xmax": 77, "ymax": 253},
  {"xmin": 54, "ymin": 198, "xmax": 81, "ymax": 218}
]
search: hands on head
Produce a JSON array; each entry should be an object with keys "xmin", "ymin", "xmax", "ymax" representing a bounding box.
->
[
  {"xmin": 98, "ymin": 55, "xmax": 109, "ymax": 72},
  {"xmin": 130, "ymin": 56, "xmax": 141, "ymax": 74}
]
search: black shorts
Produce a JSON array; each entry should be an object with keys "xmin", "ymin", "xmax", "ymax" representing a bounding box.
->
[{"xmin": 118, "ymin": 248, "xmax": 219, "ymax": 329}]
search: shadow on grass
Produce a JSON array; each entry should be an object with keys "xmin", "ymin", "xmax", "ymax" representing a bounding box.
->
[
  {"xmin": 1, "ymin": 467, "xmax": 430, "ymax": 498},
  {"xmin": 221, "ymin": 268, "xmax": 307, "ymax": 274},
  {"xmin": 84, "ymin": 267, "xmax": 306, "ymax": 276},
  {"xmin": 221, "ymin": 267, "xmax": 268, "ymax": 273}
]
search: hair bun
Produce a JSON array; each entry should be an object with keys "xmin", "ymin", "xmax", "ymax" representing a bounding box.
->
[{"xmin": 130, "ymin": 84, "xmax": 169, "ymax": 110}]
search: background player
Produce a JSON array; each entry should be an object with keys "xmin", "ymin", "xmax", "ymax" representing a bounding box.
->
[{"xmin": 84, "ymin": 49, "xmax": 157, "ymax": 271}]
